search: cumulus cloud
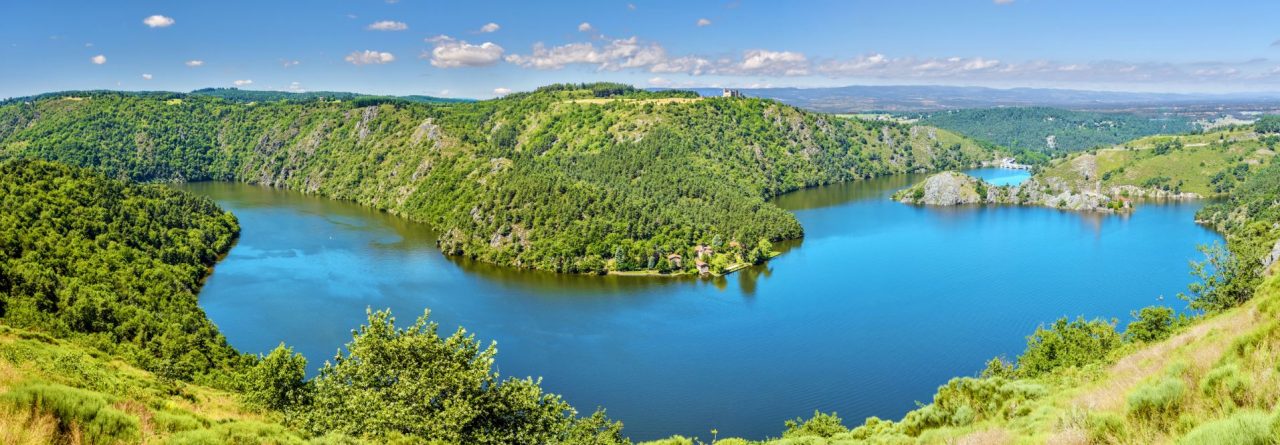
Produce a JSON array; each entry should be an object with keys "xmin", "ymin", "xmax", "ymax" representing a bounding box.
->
[
  {"xmin": 233, "ymin": 79, "xmax": 252, "ymax": 86},
  {"xmin": 696, "ymin": 18, "xmax": 712, "ymax": 27},
  {"xmin": 479, "ymin": 22, "xmax": 500, "ymax": 33},
  {"xmin": 505, "ymin": 36, "xmax": 667, "ymax": 70},
  {"xmin": 367, "ymin": 20, "xmax": 408, "ymax": 31},
  {"xmin": 141, "ymin": 73, "xmax": 153, "ymax": 80},
  {"xmin": 493, "ymin": 87, "xmax": 512, "ymax": 95},
  {"xmin": 185, "ymin": 59, "xmax": 204, "ymax": 67},
  {"xmin": 578, "ymin": 22, "xmax": 593, "ymax": 32},
  {"xmin": 736, "ymin": 50, "xmax": 809, "ymax": 75},
  {"xmin": 425, "ymin": 35, "xmax": 504, "ymax": 67},
  {"xmin": 143, "ymin": 15, "xmax": 175, "ymax": 28},
  {"xmin": 648, "ymin": 76, "xmax": 671, "ymax": 86},
  {"xmin": 288, "ymin": 81, "xmax": 305, "ymax": 93},
  {"xmin": 345, "ymin": 50, "xmax": 396, "ymax": 65},
  {"xmin": 90, "ymin": 54, "xmax": 106, "ymax": 65}
]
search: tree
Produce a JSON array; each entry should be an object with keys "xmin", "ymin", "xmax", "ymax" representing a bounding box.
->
[
  {"xmin": 298, "ymin": 308, "xmax": 574, "ymax": 444},
  {"xmin": 244, "ymin": 344, "xmax": 309, "ymax": 411},
  {"xmin": 1180, "ymin": 243, "xmax": 1258, "ymax": 313}
]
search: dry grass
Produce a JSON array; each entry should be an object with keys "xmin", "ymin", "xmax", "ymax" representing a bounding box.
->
[
  {"xmin": 951, "ymin": 428, "xmax": 1014, "ymax": 445},
  {"xmin": 1070, "ymin": 306, "xmax": 1254, "ymax": 412},
  {"xmin": 0, "ymin": 406, "xmax": 59, "ymax": 445}
]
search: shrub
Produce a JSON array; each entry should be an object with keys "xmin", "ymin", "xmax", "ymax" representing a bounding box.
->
[
  {"xmin": 243, "ymin": 344, "xmax": 309, "ymax": 411},
  {"xmin": 783, "ymin": 411, "xmax": 848, "ymax": 438},
  {"xmin": 1127, "ymin": 377, "xmax": 1186, "ymax": 424},
  {"xmin": 1086, "ymin": 411, "xmax": 1128, "ymax": 444},
  {"xmin": 0, "ymin": 382, "xmax": 140, "ymax": 444},
  {"xmin": 899, "ymin": 377, "xmax": 1045, "ymax": 436},
  {"xmin": 1200, "ymin": 364, "xmax": 1252, "ymax": 409},
  {"xmin": 1016, "ymin": 317, "xmax": 1122, "ymax": 377},
  {"xmin": 1124, "ymin": 306, "xmax": 1178, "ymax": 343},
  {"xmin": 1176, "ymin": 411, "xmax": 1276, "ymax": 445}
]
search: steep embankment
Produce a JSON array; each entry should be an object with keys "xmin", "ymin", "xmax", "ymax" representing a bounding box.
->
[{"xmin": 0, "ymin": 84, "xmax": 994, "ymax": 275}]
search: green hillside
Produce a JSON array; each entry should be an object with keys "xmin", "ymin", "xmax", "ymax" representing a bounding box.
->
[
  {"xmin": 910, "ymin": 107, "xmax": 1196, "ymax": 159},
  {"xmin": 1037, "ymin": 127, "xmax": 1277, "ymax": 196},
  {"xmin": 0, "ymin": 83, "xmax": 993, "ymax": 275}
]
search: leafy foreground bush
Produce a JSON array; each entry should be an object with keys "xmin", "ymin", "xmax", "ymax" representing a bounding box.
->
[{"xmin": 289, "ymin": 308, "xmax": 627, "ymax": 445}]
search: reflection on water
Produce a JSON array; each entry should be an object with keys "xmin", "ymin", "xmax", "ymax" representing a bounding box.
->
[{"xmin": 179, "ymin": 174, "xmax": 1219, "ymax": 441}]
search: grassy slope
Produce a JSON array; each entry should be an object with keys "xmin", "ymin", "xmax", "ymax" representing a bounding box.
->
[
  {"xmin": 0, "ymin": 326, "xmax": 306, "ymax": 445},
  {"xmin": 1037, "ymin": 127, "xmax": 1276, "ymax": 196}
]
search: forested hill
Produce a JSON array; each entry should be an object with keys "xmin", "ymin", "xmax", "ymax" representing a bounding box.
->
[
  {"xmin": 0, "ymin": 83, "xmax": 994, "ymax": 274},
  {"xmin": 908, "ymin": 107, "xmax": 1196, "ymax": 159}
]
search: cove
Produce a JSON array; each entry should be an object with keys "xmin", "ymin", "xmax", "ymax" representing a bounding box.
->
[{"xmin": 180, "ymin": 172, "xmax": 1218, "ymax": 441}]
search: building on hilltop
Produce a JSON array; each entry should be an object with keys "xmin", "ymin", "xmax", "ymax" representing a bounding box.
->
[{"xmin": 722, "ymin": 88, "xmax": 743, "ymax": 98}]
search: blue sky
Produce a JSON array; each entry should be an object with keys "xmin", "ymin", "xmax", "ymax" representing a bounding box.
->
[{"xmin": 4, "ymin": 0, "xmax": 1280, "ymax": 99}]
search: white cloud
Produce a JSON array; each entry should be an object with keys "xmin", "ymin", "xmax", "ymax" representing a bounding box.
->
[
  {"xmin": 648, "ymin": 77, "xmax": 671, "ymax": 86},
  {"xmin": 141, "ymin": 73, "xmax": 153, "ymax": 80},
  {"xmin": 734, "ymin": 50, "xmax": 809, "ymax": 76},
  {"xmin": 578, "ymin": 22, "xmax": 593, "ymax": 32},
  {"xmin": 345, "ymin": 50, "xmax": 396, "ymax": 65},
  {"xmin": 282, "ymin": 59, "xmax": 301, "ymax": 68},
  {"xmin": 493, "ymin": 87, "xmax": 512, "ymax": 95},
  {"xmin": 696, "ymin": 18, "xmax": 712, "ymax": 27},
  {"xmin": 185, "ymin": 59, "xmax": 204, "ymax": 67},
  {"xmin": 479, "ymin": 22, "xmax": 500, "ymax": 33},
  {"xmin": 90, "ymin": 54, "xmax": 106, "ymax": 65},
  {"xmin": 233, "ymin": 79, "xmax": 252, "ymax": 86},
  {"xmin": 367, "ymin": 20, "xmax": 408, "ymax": 31},
  {"xmin": 288, "ymin": 81, "xmax": 305, "ymax": 93},
  {"xmin": 627, "ymin": 3, "xmax": 637, "ymax": 10},
  {"xmin": 438, "ymin": 89, "xmax": 450, "ymax": 96},
  {"xmin": 143, "ymin": 15, "xmax": 175, "ymax": 28},
  {"xmin": 425, "ymin": 35, "xmax": 504, "ymax": 68},
  {"xmin": 505, "ymin": 36, "xmax": 666, "ymax": 70}
]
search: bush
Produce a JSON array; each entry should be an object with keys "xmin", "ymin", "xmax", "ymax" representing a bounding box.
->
[
  {"xmin": 0, "ymin": 382, "xmax": 140, "ymax": 444},
  {"xmin": 296, "ymin": 308, "xmax": 578, "ymax": 444},
  {"xmin": 1125, "ymin": 306, "xmax": 1178, "ymax": 343},
  {"xmin": 1127, "ymin": 377, "xmax": 1186, "ymax": 424},
  {"xmin": 1086, "ymin": 411, "xmax": 1128, "ymax": 444},
  {"xmin": 1200, "ymin": 364, "xmax": 1252, "ymax": 409},
  {"xmin": 243, "ymin": 344, "xmax": 309, "ymax": 411},
  {"xmin": 899, "ymin": 377, "xmax": 1045, "ymax": 436},
  {"xmin": 1176, "ymin": 411, "xmax": 1277, "ymax": 445},
  {"xmin": 783, "ymin": 411, "xmax": 848, "ymax": 438},
  {"xmin": 1016, "ymin": 316, "xmax": 1122, "ymax": 377}
]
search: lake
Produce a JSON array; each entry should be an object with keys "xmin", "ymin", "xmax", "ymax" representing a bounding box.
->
[{"xmin": 180, "ymin": 170, "xmax": 1217, "ymax": 440}]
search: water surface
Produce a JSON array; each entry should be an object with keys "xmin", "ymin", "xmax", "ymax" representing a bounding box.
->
[
  {"xmin": 966, "ymin": 167, "xmax": 1032, "ymax": 186},
  {"xmin": 181, "ymin": 173, "xmax": 1217, "ymax": 440}
]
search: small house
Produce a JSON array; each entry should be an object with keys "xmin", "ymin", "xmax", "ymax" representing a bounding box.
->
[
  {"xmin": 666, "ymin": 253, "xmax": 683, "ymax": 268},
  {"xmin": 695, "ymin": 259, "xmax": 710, "ymax": 275}
]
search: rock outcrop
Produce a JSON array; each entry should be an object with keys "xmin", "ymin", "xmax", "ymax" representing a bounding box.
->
[{"xmin": 892, "ymin": 171, "xmax": 1201, "ymax": 213}]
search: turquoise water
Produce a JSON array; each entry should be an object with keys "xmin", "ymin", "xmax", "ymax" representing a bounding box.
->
[
  {"xmin": 966, "ymin": 167, "xmax": 1032, "ymax": 186},
  {"xmin": 181, "ymin": 172, "xmax": 1218, "ymax": 440}
]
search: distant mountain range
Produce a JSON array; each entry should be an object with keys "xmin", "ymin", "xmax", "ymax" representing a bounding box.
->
[{"xmin": 668, "ymin": 85, "xmax": 1280, "ymax": 113}]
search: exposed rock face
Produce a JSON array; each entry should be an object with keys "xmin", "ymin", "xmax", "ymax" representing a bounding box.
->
[
  {"xmin": 1264, "ymin": 239, "xmax": 1280, "ymax": 272},
  {"xmin": 894, "ymin": 171, "xmax": 1150, "ymax": 212},
  {"xmin": 908, "ymin": 171, "xmax": 984, "ymax": 205}
]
